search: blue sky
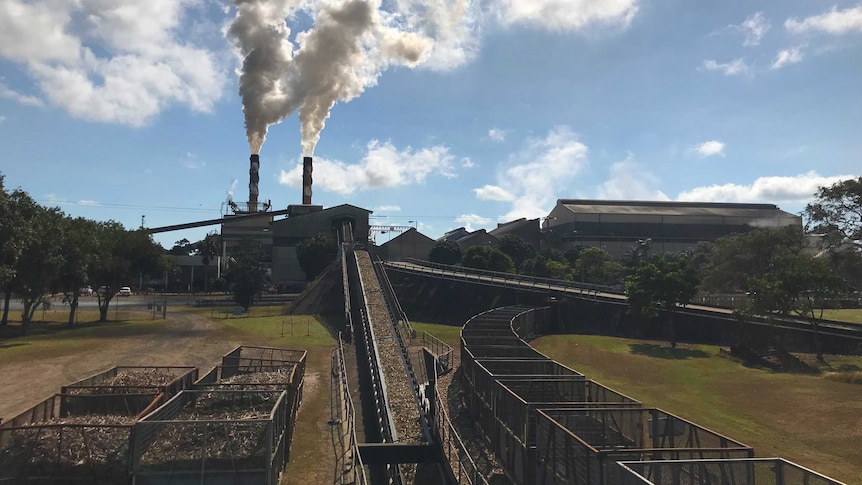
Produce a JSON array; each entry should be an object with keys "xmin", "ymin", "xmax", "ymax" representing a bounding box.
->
[{"xmin": 1, "ymin": 0, "xmax": 860, "ymax": 248}]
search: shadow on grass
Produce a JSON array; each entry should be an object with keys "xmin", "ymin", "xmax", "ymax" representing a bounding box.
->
[
  {"xmin": 2, "ymin": 319, "xmax": 162, "ymax": 341},
  {"xmin": 0, "ymin": 342, "xmax": 29, "ymax": 349},
  {"xmin": 629, "ymin": 343, "xmax": 710, "ymax": 360}
]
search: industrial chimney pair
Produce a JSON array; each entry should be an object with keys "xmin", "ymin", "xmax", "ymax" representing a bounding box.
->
[{"xmin": 247, "ymin": 154, "xmax": 313, "ymax": 210}]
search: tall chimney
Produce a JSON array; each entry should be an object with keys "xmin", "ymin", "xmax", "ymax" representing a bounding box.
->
[
  {"xmin": 302, "ymin": 156, "xmax": 313, "ymax": 205},
  {"xmin": 248, "ymin": 154, "xmax": 260, "ymax": 212}
]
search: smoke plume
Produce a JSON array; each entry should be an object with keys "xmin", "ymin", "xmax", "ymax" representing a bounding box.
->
[{"xmin": 229, "ymin": 0, "xmax": 433, "ymax": 156}]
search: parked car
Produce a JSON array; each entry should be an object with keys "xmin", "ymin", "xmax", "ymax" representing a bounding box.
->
[
  {"xmin": 79, "ymin": 286, "xmax": 93, "ymax": 296},
  {"xmin": 118, "ymin": 286, "xmax": 132, "ymax": 297},
  {"xmin": 97, "ymin": 286, "xmax": 108, "ymax": 295}
]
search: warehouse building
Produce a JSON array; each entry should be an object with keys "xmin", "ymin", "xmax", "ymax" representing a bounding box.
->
[{"xmin": 542, "ymin": 199, "xmax": 802, "ymax": 259}]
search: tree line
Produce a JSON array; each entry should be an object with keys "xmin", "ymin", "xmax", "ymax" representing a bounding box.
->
[
  {"xmin": 1, "ymin": 174, "xmax": 165, "ymax": 326},
  {"xmin": 426, "ymin": 177, "xmax": 862, "ymax": 360}
]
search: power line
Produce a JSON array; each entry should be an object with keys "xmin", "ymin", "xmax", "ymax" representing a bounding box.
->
[{"xmin": 35, "ymin": 199, "xmax": 220, "ymax": 214}]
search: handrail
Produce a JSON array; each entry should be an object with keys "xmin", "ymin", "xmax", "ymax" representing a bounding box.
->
[
  {"xmin": 401, "ymin": 258, "xmax": 619, "ymax": 293},
  {"xmin": 429, "ymin": 345, "xmax": 490, "ymax": 485},
  {"xmin": 333, "ymin": 333, "xmax": 368, "ymax": 485}
]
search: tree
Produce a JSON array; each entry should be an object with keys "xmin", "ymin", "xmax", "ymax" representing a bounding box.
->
[
  {"xmin": 55, "ymin": 217, "xmax": 99, "ymax": 326},
  {"xmin": 168, "ymin": 238, "xmax": 195, "ymax": 256},
  {"xmin": 701, "ymin": 226, "xmax": 804, "ymax": 294},
  {"xmin": 0, "ymin": 181, "xmax": 40, "ymax": 326},
  {"xmin": 461, "ymin": 246, "xmax": 515, "ymax": 273},
  {"xmin": 15, "ymin": 205, "xmax": 65, "ymax": 326},
  {"xmin": 296, "ymin": 233, "xmax": 337, "ymax": 280},
  {"xmin": 428, "ymin": 240, "xmax": 462, "ymax": 265},
  {"xmin": 90, "ymin": 223, "xmax": 165, "ymax": 322},
  {"xmin": 194, "ymin": 232, "xmax": 220, "ymax": 292},
  {"xmin": 574, "ymin": 247, "xmax": 624, "ymax": 285},
  {"xmin": 521, "ymin": 255, "xmax": 572, "ymax": 280},
  {"xmin": 625, "ymin": 254, "xmax": 700, "ymax": 348},
  {"xmin": 804, "ymin": 176, "xmax": 862, "ymax": 251},
  {"xmin": 498, "ymin": 234, "xmax": 536, "ymax": 270},
  {"xmin": 224, "ymin": 238, "xmax": 269, "ymax": 310}
]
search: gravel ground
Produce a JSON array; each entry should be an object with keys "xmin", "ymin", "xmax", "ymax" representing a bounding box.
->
[
  {"xmin": 355, "ymin": 252, "xmax": 422, "ymax": 443},
  {"xmin": 356, "ymin": 252, "xmax": 422, "ymax": 482},
  {"xmin": 434, "ymin": 354, "xmax": 511, "ymax": 485}
]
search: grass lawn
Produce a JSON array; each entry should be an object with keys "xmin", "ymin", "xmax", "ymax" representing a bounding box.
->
[
  {"xmin": 411, "ymin": 321, "xmax": 463, "ymax": 348},
  {"xmin": 821, "ymin": 308, "xmax": 862, "ymax": 325},
  {"xmin": 531, "ymin": 334, "xmax": 862, "ymax": 484}
]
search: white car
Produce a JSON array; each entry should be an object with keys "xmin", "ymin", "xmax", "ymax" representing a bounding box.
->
[{"xmin": 118, "ymin": 287, "xmax": 132, "ymax": 297}]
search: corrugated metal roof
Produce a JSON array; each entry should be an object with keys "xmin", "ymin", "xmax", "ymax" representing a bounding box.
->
[{"xmin": 558, "ymin": 199, "xmax": 798, "ymax": 218}]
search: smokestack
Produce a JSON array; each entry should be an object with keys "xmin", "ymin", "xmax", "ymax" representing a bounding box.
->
[
  {"xmin": 249, "ymin": 154, "xmax": 260, "ymax": 212},
  {"xmin": 302, "ymin": 156, "xmax": 313, "ymax": 205}
]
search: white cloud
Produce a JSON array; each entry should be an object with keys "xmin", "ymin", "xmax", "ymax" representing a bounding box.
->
[
  {"xmin": 473, "ymin": 125, "xmax": 589, "ymax": 220},
  {"xmin": 493, "ymin": 0, "xmax": 639, "ymax": 31},
  {"xmin": 462, "ymin": 157, "xmax": 476, "ymax": 168},
  {"xmin": 183, "ymin": 152, "xmax": 205, "ymax": 169},
  {"xmin": 771, "ymin": 47, "xmax": 803, "ymax": 69},
  {"xmin": 474, "ymin": 185, "xmax": 516, "ymax": 201},
  {"xmin": 375, "ymin": 205, "xmax": 402, "ymax": 212},
  {"xmin": 702, "ymin": 58, "xmax": 750, "ymax": 76},
  {"xmin": 456, "ymin": 213, "xmax": 492, "ymax": 232},
  {"xmin": 695, "ymin": 140, "xmax": 726, "ymax": 157},
  {"xmin": 0, "ymin": 0, "xmax": 226, "ymax": 125},
  {"xmin": 596, "ymin": 156, "xmax": 670, "ymax": 201},
  {"xmin": 0, "ymin": 115, "xmax": 5, "ymax": 124},
  {"xmin": 739, "ymin": 12, "xmax": 771, "ymax": 46},
  {"xmin": 278, "ymin": 139, "xmax": 456, "ymax": 195},
  {"xmin": 676, "ymin": 172, "xmax": 858, "ymax": 203},
  {"xmin": 488, "ymin": 128, "xmax": 507, "ymax": 142},
  {"xmin": 78, "ymin": 200, "xmax": 100, "ymax": 206},
  {"xmin": 785, "ymin": 6, "xmax": 862, "ymax": 35},
  {"xmin": 0, "ymin": 82, "xmax": 44, "ymax": 106}
]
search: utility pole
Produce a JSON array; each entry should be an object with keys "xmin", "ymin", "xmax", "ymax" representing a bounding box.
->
[{"xmin": 141, "ymin": 215, "xmax": 145, "ymax": 229}]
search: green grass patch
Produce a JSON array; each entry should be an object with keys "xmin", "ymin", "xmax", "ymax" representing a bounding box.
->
[
  {"xmin": 216, "ymin": 313, "xmax": 338, "ymax": 349},
  {"xmin": 531, "ymin": 334, "xmax": 862, "ymax": 484},
  {"xmin": 411, "ymin": 321, "xmax": 463, "ymax": 348},
  {"xmin": 820, "ymin": 308, "xmax": 862, "ymax": 325},
  {"xmin": 0, "ymin": 318, "xmax": 171, "ymax": 362}
]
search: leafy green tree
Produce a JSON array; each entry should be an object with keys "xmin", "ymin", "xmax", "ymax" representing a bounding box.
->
[
  {"xmin": 15, "ymin": 206, "xmax": 66, "ymax": 326},
  {"xmin": 783, "ymin": 255, "xmax": 853, "ymax": 361},
  {"xmin": 563, "ymin": 244, "xmax": 588, "ymax": 268},
  {"xmin": 498, "ymin": 234, "xmax": 536, "ymax": 270},
  {"xmin": 56, "ymin": 217, "xmax": 99, "ymax": 326},
  {"xmin": 428, "ymin": 240, "xmax": 462, "ymax": 265},
  {"xmin": 701, "ymin": 226, "xmax": 804, "ymax": 294},
  {"xmin": 194, "ymin": 232, "xmax": 220, "ymax": 292},
  {"xmin": 625, "ymin": 254, "xmax": 700, "ymax": 348},
  {"xmin": 521, "ymin": 255, "xmax": 572, "ymax": 280},
  {"xmin": 296, "ymin": 233, "xmax": 337, "ymax": 280},
  {"xmin": 574, "ymin": 247, "xmax": 624, "ymax": 285},
  {"xmin": 168, "ymin": 238, "xmax": 194, "ymax": 256},
  {"xmin": 461, "ymin": 246, "xmax": 515, "ymax": 273},
  {"xmin": 0, "ymin": 181, "xmax": 40, "ymax": 326},
  {"xmin": 90, "ymin": 223, "xmax": 166, "ymax": 321},
  {"xmin": 224, "ymin": 238, "xmax": 269, "ymax": 310},
  {"xmin": 804, "ymin": 176, "xmax": 862, "ymax": 251}
]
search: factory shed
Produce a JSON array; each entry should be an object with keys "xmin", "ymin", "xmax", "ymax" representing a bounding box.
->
[
  {"xmin": 489, "ymin": 218, "xmax": 541, "ymax": 248},
  {"xmin": 543, "ymin": 199, "xmax": 801, "ymax": 258},
  {"xmin": 378, "ymin": 228, "xmax": 435, "ymax": 261},
  {"xmin": 439, "ymin": 227, "xmax": 471, "ymax": 242},
  {"xmin": 270, "ymin": 204, "xmax": 371, "ymax": 282},
  {"xmin": 455, "ymin": 229, "xmax": 499, "ymax": 251}
]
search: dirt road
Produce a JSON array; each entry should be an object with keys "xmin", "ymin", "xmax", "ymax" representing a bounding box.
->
[{"xmin": 0, "ymin": 313, "xmax": 240, "ymax": 419}]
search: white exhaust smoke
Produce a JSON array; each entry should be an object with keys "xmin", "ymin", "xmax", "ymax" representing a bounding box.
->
[{"xmin": 229, "ymin": 0, "xmax": 434, "ymax": 156}]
